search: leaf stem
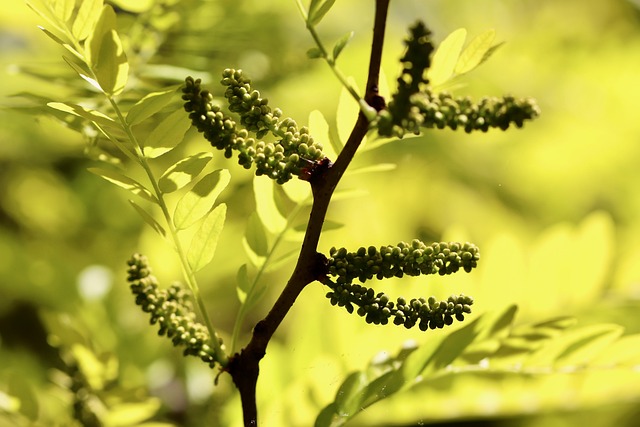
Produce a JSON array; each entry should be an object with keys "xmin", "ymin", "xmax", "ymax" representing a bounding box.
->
[{"xmin": 107, "ymin": 95, "xmax": 229, "ymax": 366}]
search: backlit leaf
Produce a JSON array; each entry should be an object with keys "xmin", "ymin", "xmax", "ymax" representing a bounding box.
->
[
  {"xmin": 236, "ymin": 264, "xmax": 251, "ymax": 303},
  {"xmin": 128, "ymin": 200, "xmax": 165, "ymax": 238},
  {"xmin": 187, "ymin": 204, "xmax": 226, "ymax": 272},
  {"xmin": 158, "ymin": 152, "xmax": 213, "ymax": 193},
  {"xmin": 103, "ymin": 398, "xmax": 161, "ymax": 426},
  {"xmin": 72, "ymin": 0, "xmax": 103, "ymax": 41},
  {"xmin": 244, "ymin": 212, "xmax": 269, "ymax": 259},
  {"xmin": 54, "ymin": 0, "xmax": 74, "ymax": 23},
  {"xmin": 308, "ymin": 109, "xmax": 336, "ymax": 160},
  {"xmin": 87, "ymin": 167, "xmax": 157, "ymax": 203},
  {"xmin": 143, "ymin": 108, "xmax": 190, "ymax": 158},
  {"xmin": 26, "ymin": 0, "xmax": 66, "ymax": 34},
  {"xmin": 455, "ymin": 29, "xmax": 496, "ymax": 75},
  {"xmin": 306, "ymin": 47, "xmax": 324, "ymax": 59},
  {"xmin": 127, "ymin": 87, "xmax": 179, "ymax": 126},
  {"xmin": 308, "ymin": 0, "xmax": 336, "ymax": 26},
  {"xmin": 48, "ymin": 101, "xmax": 115, "ymax": 129},
  {"xmin": 332, "ymin": 31, "xmax": 354, "ymax": 61},
  {"xmin": 253, "ymin": 176, "xmax": 286, "ymax": 233},
  {"xmin": 427, "ymin": 28, "xmax": 467, "ymax": 87},
  {"xmin": 87, "ymin": 6, "xmax": 128, "ymax": 95},
  {"xmin": 174, "ymin": 170, "xmax": 230, "ymax": 230}
]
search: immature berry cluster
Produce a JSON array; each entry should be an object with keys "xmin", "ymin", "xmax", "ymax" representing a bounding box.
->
[
  {"xmin": 376, "ymin": 21, "xmax": 540, "ymax": 138},
  {"xmin": 377, "ymin": 21, "xmax": 434, "ymax": 137},
  {"xmin": 126, "ymin": 254, "xmax": 224, "ymax": 368},
  {"xmin": 324, "ymin": 279, "xmax": 473, "ymax": 331},
  {"xmin": 322, "ymin": 240, "xmax": 477, "ymax": 331},
  {"xmin": 327, "ymin": 240, "xmax": 480, "ymax": 284},
  {"xmin": 182, "ymin": 70, "xmax": 327, "ymax": 184}
]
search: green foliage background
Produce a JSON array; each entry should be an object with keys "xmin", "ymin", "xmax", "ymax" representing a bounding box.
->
[{"xmin": 2, "ymin": 0, "xmax": 640, "ymax": 426}]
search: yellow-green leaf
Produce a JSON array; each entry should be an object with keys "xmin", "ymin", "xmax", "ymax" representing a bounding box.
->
[
  {"xmin": 88, "ymin": 167, "xmax": 157, "ymax": 203},
  {"xmin": 87, "ymin": 6, "xmax": 128, "ymax": 95},
  {"xmin": 48, "ymin": 101, "xmax": 115, "ymax": 129},
  {"xmin": 158, "ymin": 152, "xmax": 213, "ymax": 193},
  {"xmin": 127, "ymin": 87, "xmax": 178, "ymax": 126},
  {"xmin": 427, "ymin": 28, "xmax": 467, "ymax": 87},
  {"xmin": 129, "ymin": 200, "xmax": 165, "ymax": 238},
  {"xmin": 253, "ymin": 176, "xmax": 286, "ymax": 234},
  {"xmin": 143, "ymin": 108, "xmax": 190, "ymax": 158},
  {"xmin": 455, "ymin": 29, "xmax": 496, "ymax": 75},
  {"xmin": 187, "ymin": 204, "xmax": 226, "ymax": 272},
  {"xmin": 174, "ymin": 170, "xmax": 230, "ymax": 230},
  {"xmin": 72, "ymin": 0, "xmax": 104, "ymax": 41}
]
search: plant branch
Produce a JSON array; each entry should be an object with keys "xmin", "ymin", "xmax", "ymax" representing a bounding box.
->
[{"xmin": 227, "ymin": 1, "xmax": 390, "ymax": 425}]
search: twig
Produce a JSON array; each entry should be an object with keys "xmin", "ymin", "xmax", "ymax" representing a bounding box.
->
[{"xmin": 227, "ymin": 1, "xmax": 391, "ymax": 425}]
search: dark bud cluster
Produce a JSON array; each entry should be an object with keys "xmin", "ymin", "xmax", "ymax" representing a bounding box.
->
[
  {"xmin": 327, "ymin": 240, "xmax": 480, "ymax": 285},
  {"xmin": 378, "ymin": 21, "xmax": 434, "ymax": 137},
  {"xmin": 183, "ymin": 70, "xmax": 327, "ymax": 184},
  {"xmin": 126, "ymin": 254, "xmax": 225, "ymax": 368},
  {"xmin": 376, "ymin": 20, "xmax": 540, "ymax": 138},
  {"xmin": 324, "ymin": 278, "xmax": 473, "ymax": 331}
]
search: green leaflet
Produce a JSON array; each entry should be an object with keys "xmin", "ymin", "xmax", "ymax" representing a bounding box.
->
[
  {"xmin": 142, "ymin": 108, "xmax": 191, "ymax": 158},
  {"xmin": 158, "ymin": 152, "xmax": 213, "ymax": 194},
  {"xmin": 332, "ymin": 31, "xmax": 354, "ymax": 61},
  {"xmin": 87, "ymin": 167, "xmax": 157, "ymax": 203},
  {"xmin": 243, "ymin": 212, "xmax": 269, "ymax": 265},
  {"xmin": 127, "ymin": 87, "xmax": 179, "ymax": 126},
  {"xmin": 236, "ymin": 264, "xmax": 251, "ymax": 303},
  {"xmin": 187, "ymin": 204, "xmax": 226, "ymax": 272},
  {"xmin": 308, "ymin": 0, "xmax": 336, "ymax": 26},
  {"xmin": 308, "ymin": 109, "xmax": 337, "ymax": 161},
  {"xmin": 427, "ymin": 28, "xmax": 467, "ymax": 87},
  {"xmin": 102, "ymin": 398, "xmax": 162, "ymax": 427},
  {"xmin": 72, "ymin": 0, "xmax": 103, "ymax": 41},
  {"xmin": 173, "ymin": 169, "xmax": 230, "ymax": 230},
  {"xmin": 128, "ymin": 200, "xmax": 166, "ymax": 239},
  {"xmin": 86, "ymin": 6, "xmax": 128, "ymax": 96},
  {"xmin": 47, "ymin": 101, "xmax": 117, "ymax": 130},
  {"xmin": 455, "ymin": 29, "xmax": 497, "ymax": 75},
  {"xmin": 253, "ymin": 176, "xmax": 287, "ymax": 234}
]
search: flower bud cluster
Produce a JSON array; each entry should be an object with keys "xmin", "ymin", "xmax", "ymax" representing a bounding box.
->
[
  {"xmin": 183, "ymin": 72, "xmax": 327, "ymax": 184},
  {"xmin": 324, "ymin": 278, "xmax": 473, "ymax": 331},
  {"xmin": 377, "ymin": 90, "xmax": 540, "ymax": 138},
  {"xmin": 327, "ymin": 240, "xmax": 480, "ymax": 285},
  {"xmin": 378, "ymin": 21, "xmax": 434, "ymax": 137},
  {"xmin": 126, "ymin": 254, "xmax": 224, "ymax": 368}
]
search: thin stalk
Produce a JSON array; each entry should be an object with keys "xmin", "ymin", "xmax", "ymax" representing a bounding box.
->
[{"xmin": 106, "ymin": 96, "xmax": 229, "ymax": 366}]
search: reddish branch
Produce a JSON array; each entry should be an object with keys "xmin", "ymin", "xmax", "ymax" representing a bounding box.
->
[{"xmin": 227, "ymin": 1, "xmax": 390, "ymax": 425}]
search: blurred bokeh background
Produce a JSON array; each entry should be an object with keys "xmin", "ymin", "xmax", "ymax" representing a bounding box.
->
[{"xmin": 2, "ymin": 0, "xmax": 640, "ymax": 426}]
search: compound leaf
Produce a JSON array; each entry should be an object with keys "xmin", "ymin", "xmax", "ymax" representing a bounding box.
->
[{"xmin": 253, "ymin": 176, "xmax": 286, "ymax": 233}]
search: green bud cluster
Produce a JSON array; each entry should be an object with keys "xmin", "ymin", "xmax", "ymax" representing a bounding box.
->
[
  {"xmin": 377, "ymin": 89, "xmax": 540, "ymax": 138},
  {"xmin": 327, "ymin": 240, "xmax": 480, "ymax": 285},
  {"xmin": 378, "ymin": 21, "xmax": 434, "ymax": 137},
  {"xmin": 324, "ymin": 278, "xmax": 473, "ymax": 331},
  {"xmin": 376, "ymin": 20, "xmax": 540, "ymax": 138},
  {"xmin": 182, "ymin": 71, "xmax": 327, "ymax": 184},
  {"xmin": 126, "ymin": 254, "xmax": 225, "ymax": 368}
]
